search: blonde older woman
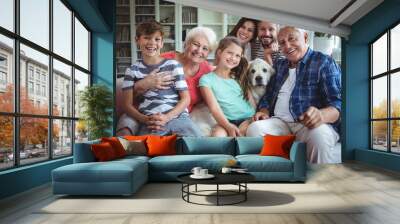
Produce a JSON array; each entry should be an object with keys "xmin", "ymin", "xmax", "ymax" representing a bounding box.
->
[{"xmin": 116, "ymin": 27, "xmax": 217, "ymax": 135}]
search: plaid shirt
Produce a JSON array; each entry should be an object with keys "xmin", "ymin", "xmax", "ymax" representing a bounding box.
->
[{"xmin": 258, "ymin": 48, "xmax": 342, "ymax": 132}]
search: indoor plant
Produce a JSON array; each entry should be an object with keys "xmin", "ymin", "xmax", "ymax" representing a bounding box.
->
[
  {"xmin": 313, "ymin": 31, "xmax": 334, "ymax": 55},
  {"xmin": 79, "ymin": 84, "xmax": 113, "ymax": 140}
]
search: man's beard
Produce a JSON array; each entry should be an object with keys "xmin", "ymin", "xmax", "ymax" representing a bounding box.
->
[{"xmin": 260, "ymin": 36, "xmax": 274, "ymax": 48}]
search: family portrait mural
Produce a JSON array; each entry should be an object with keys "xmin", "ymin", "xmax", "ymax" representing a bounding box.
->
[{"xmin": 115, "ymin": 3, "xmax": 343, "ymax": 164}]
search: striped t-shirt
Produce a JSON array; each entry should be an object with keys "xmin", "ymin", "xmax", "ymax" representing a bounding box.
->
[{"xmin": 122, "ymin": 59, "xmax": 188, "ymax": 116}]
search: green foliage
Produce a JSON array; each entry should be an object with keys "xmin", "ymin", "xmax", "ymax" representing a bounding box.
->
[
  {"xmin": 314, "ymin": 32, "xmax": 332, "ymax": 38},
  {"xmin": 79, "ymin": 84, "xmax": 113, "ymax": 140}
]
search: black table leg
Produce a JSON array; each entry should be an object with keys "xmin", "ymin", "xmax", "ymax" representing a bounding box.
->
[
  {"xmin": 245, "ymin": 183, "xmax": 247, "ymax": 201},
  {"xmin": 217, "ymin": 184, "xmax": 219, "ymax": 206}
]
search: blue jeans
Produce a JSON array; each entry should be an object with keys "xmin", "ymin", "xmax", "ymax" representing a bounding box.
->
[{"xmin": 138, "ymin": 114, "xmax": 203, "ymax": 137}]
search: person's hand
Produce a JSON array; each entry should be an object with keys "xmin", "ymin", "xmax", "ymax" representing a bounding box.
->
[
  {"xmin": 144, "ymin": 69, "xmax": 175, "ymax": 90},
  {"xmin": 146, "ymin": 113, "xmax": 170, "ymax": 130},
  {"xmin": 226, "ymin": 123, "xmax": 242, "ymax": 137},
  {"xmin": 253, "ymin": 111, "xmax": 269, "ymax": 121},
  {"xmin": 299, "ymin": 106, "xmax": 324, "ymax": 129}
]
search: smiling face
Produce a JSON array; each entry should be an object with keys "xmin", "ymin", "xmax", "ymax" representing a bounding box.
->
[
  {"xmin": 216, "ymin": 43, "xmax": 243, "ymax": 70},
  {"xmin": 277, "ymin": 27, "xmax": 308, "ymax": 64},
  {"xmin": 184, "ymin": 35, "xmax": 211, "ymax": 64},
  {"xmin": 136, "ymin": 31, "xmax": 163, "ymax": 58},
  {"xmin": 236, "ymin": 21, "xmax": 256, "ymax": 44},
  {"xmin": 257, "ymin": 21, "xmax": 278, "ymax": 48}
]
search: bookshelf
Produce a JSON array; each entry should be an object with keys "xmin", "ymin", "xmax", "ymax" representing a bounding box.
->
[
  {"xmin": 116, "ymin": 0, "xmax": 133, "ymax": 78},
  {"xmin": 116, "ymin": 0, "xmax": 241, "ymax": 67}
]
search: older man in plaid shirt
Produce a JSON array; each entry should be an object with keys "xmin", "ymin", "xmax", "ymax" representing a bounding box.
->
[{"xmin": 246, "ymin": 26, "xmax": 342, "ymax": 164}]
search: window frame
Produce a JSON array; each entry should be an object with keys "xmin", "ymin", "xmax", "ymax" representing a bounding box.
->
[
  {"xmin": 370, "ymin": 20, "xmax": 400, "ymax": 154},
  {"xmin": 0, "ymin": 0, "xmax": 92, "ymax": 171}
]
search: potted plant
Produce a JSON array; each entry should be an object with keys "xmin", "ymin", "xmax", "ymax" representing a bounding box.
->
[
  {"xmin": 79, "ymin": 84, "xmax": 113, "ymax": 140},
  {"xmin": 313, "ymin": 31, "xmax": 334, "ymax": 55}
]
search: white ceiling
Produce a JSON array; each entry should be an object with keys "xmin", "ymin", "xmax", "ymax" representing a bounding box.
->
[{"xmin": 170, "ymin": 0, "xmax": 384, "ymax": 38}]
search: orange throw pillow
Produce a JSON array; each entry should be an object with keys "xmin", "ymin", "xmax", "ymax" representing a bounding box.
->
[
  {"xmin": 259, "ymin": 134, "xmax": 296, "ymax": 159},
  {"xmin": 91, "ymin": 142, "xmax": 117, "ymax": 161},
  {"xmin": 101, "ymin": 137, "xmax": 126, "ymax": 158},
  {"xmin": 124, "ymin": 135, "xmax": 149, "ymax": 141},
  {"xmin": 146, "ymin": 135, "xmax": 177, "ymax": 157}
]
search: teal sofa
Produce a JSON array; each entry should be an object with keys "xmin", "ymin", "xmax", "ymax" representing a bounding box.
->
[{"xmin": 52, "ymin": 137, "xmax": 306, "ymax": 196}]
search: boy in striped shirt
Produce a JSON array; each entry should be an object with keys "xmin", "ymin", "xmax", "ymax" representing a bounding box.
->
[{"xmin": 121, "ymin": 21, "xmax": 202, "ymax": 136}]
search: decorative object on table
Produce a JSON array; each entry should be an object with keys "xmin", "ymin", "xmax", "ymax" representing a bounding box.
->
[
  {"xmin": 79, "ymin": 84, "xmax": 113, "ymax": 140},
  {"xmin": 225, "ymin": 159, "xmax": 239, "ymax": 168},
  {"xmin": 221, "ymin": 167, "xmax": 248, "ymax": 174},
  {"xmin": 191, "ymin": 167, "xmax": 202, "ymax": 176},
  {"xmin": 190, "ymin": 167, "xmax": 213, "ymax": 179}
]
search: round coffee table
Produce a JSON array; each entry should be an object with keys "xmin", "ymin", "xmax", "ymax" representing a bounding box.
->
[{"xmin": 177, "ymin": 173, "xmax": 255, "ymax": 206}]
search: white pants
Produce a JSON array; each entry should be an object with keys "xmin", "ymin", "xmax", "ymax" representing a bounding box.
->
[{"xmin": 246, "ymin": 118, "xmax": 341, "ymax": 164}]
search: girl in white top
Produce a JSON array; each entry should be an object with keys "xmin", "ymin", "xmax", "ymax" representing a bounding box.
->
[
  {"xmin": 228, "ymin": 18, "xmax": 258, "ymax": 61},
  {"xmin": 199, "ymin": 36, "xmax": 256, "ymax": 137}
]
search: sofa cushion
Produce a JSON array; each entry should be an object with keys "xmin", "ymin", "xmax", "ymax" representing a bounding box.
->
[
  {"xmin": 236, "ymin": 155, "xmax": 293, "ymax": 172},
  {"xmin": 147, "ymin": 135, "xmax": 177, "ymax": 157},
  {"xmin": 179, "ymin": 137, "xmax": 235, "ymax": 155},
  {"xmin": 91, "ymin": 142, "xmax": 118, "ymax": 161},
  {"xmin": 73, "ymin": 140, "xmax": 101, "ymax": 163},
  {"xmin": 101, "ymin": 137, "xmax": 127, "ymax": 158},
  {"xmin": 236, "ymin": 137, "xmax": 263, "ymax": 155},
  {"xmin": 260, "ymin": 134, "xmax": 296, "ymax": 159},
  {"xmin": 118, "ymin": 138, "xmax": 147, "ymax": 156},
  {"xmin": 148, "ymin": 154, "xmax": 235, "ymax": 172},
  {"xmin": 53, "ymin": 157, "xmax": 148, "ymax": 183}
]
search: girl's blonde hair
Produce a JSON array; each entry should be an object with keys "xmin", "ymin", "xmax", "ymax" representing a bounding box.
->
[{"xmin": 215, "ymin": 36, "xmax": 250, "ymax": 101}]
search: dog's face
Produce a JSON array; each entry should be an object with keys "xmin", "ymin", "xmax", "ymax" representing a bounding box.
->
[{"xmin": 248, "ymin": 58, "xmax": 275, "ymax": 87}]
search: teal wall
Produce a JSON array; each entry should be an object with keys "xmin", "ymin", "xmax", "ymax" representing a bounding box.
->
[
  {"xmin": 91, "ymin": 0, "xmax": 115, "ymax": 135},
  {"xmin": 0, "ymin": 158, "xmax": 72, "ymax": 199},
  {"xmin": 345, "ymin": 0, "xmax": 400, "ymax": 171},
  {"xmin": 0, "ymin": 0, "xmax": 115, "ymax": 200}
]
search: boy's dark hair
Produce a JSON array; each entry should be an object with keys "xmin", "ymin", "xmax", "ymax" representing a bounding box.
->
[{"xmin": 136, "ymin": 20, "xmax": 164, "ymax": 38}]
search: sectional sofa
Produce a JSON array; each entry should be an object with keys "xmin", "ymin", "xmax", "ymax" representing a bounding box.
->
[{"xmin": 52, "ymin": 137, "xmax": 306, "ymax": 196}]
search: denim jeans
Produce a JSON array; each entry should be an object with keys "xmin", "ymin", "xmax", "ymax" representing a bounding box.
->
[{"xmin": 138, "ymin": 113, "xmax": 203, "ymax": 137}]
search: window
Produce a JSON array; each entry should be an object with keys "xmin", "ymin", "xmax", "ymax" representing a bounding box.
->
[
  {"xmin": 0, "ymin": 0, "xmax": 14, "ymax": 32},
  {"xmin": 53, "ymin": 59, "xmax": 72, "ymax": 116},
  {"xmin": 0, "ymin": 0, "xmax": 91, "ymax": 170},
  {"xmin": 53, "ymin": 0, "xmax": 72, "ymax": 60},
  {"xmin": 28, "ymin": 67, "xmax": 34, "ymax": 80},
  {"xmin": 0, "ymin": 34, "xmax": 13, "ymax": 114},
  {"xmin": 0, "ymin": 54, "xmax": 7, "ymax": 67},
  {"xmin": 75, "ymin": 18, "xmax": 90, "ymax": 70},
  {"xmin": 0, "ymin": 55, "xmax": 7, "ymax": 87},
  {"xmin": 42, "ymin": 85, "xmax": 46, "ymax": 97},
  {"xmin": 371, "ymin": 23, "xmax": 400, "ymax": 154},
  {"xmin": 20, "ymin": 0, "xmax": 49, "ymax": 49},
  {"xmin": 35, "ymin": 84, "xmax": 40, "ymax": 95},
  {"xmin": 35, "ymin": 70, "xmax": 41, "ymax": 81},
  {"xmin": 0, "ymin": 71, "xmax": 7, "ymax": 86},
  {"xmin": 28, "ymin": 81, "xmax": 34, "ymax": 94}
]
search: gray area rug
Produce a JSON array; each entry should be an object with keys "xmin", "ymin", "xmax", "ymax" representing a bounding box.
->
[{"xmin": 38, "ymin": 183, "xmax": 362, "ymax": 214}]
